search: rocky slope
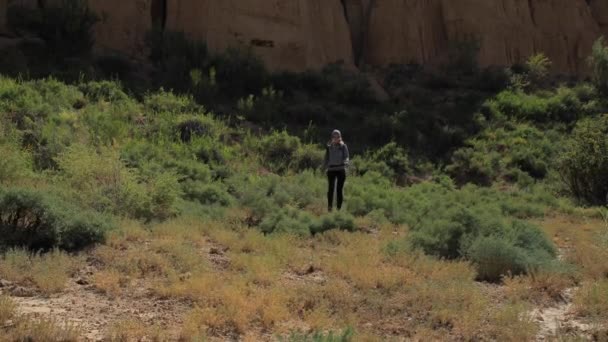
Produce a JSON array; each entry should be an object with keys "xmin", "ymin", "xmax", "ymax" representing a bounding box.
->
[{"xmin": 1, "ymin": 0, "xmax": 607, "ymax": 74}]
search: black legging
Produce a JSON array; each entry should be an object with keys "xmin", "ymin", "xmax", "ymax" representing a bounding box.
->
[{"xmin": 327, "ymin": 170, "xmax": 346, "ymax": 210}]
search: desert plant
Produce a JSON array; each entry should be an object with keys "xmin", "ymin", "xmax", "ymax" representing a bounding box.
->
[
  {"xmin": 525, "ymin": 53, "xmax": 552, "ymax": 88},
  {"xmin": 258, "ymin": 131, "xmax": 302, "ymax": 174},
  {"xmin": 0, "ymin": 187, "xmax": 112, "ymax": 251},
  {"xmin": 447, "ymin": 123, "xmax": 560, "ymax": 185},
  {"xmin": 259, "ymin": 207, "xmax": 315, "ymax": 236},
  {"xmin": 311, "ymin": 211, "xmax": 356, "ymax": 235},
  {"xmin": 558, "ymin": 114, "xmax": 608, "ymax": 205},
  {"xmin": 589, "ymin": 37, "xmax": 608, "ymax": 96}
]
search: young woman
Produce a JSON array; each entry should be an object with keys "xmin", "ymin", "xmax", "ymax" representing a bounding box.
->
[{"xmin": 324, "ymin": 129, "xmax": 349, "ymax": 211}]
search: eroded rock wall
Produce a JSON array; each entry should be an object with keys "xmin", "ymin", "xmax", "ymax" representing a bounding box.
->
[
  {"xmin": 1, "ymin": 0, "xmax": 608, "ymax": 74},
  {"xmin": 87, "ymin": 0, "xmax": 153, "ymax": 57},
  {"xmin": 591, "ymin": 0, "xmax": 608, "ymax": 39},
  {"xmin": 166, "ymin": 0, "xmax": 354, "ymax": 71},
  {"xmin": 364, "ymin": 0, "xmax": 602, "ymax": 74}
]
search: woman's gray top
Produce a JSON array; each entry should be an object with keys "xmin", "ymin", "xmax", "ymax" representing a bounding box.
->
[{"xmin": 324, "ymin": 143, "xmax": 350, "ymax": 171}]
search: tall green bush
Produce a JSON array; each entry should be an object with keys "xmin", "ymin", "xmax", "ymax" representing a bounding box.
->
[
  {"xmin": 589, "ymin": 37, "xmax": 608, "ymax": 96},
  {"xmin": 447, "ymin": 123, "xmax": 560, "ymax": 185},
  {"xmin": 558, "ymin": 114, "xmax": 608, "ymax": 205},
  {"xmin": 0, "ymin": 187, "xmax": 112, "ymax": 251}
]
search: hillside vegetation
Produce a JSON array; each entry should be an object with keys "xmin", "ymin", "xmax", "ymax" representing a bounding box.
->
[{"xmin": 0, "ymin": 1, "xmax": 608, "ymax": 341}]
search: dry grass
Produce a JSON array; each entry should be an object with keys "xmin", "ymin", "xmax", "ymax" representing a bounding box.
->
[
  {"xmin": 92, "ymin": 269, "xmax": 123, "ymax": 297},
  {"xmin": 0, "ymin": 295, "xmax": 81, "ymax": 341},
  {"xmin": 0, "ymin": 249, "xmax": 83, "ymax": 294},
  {"xmin": 106, "ymin": 318, "xmax": 167, "ymax": 342},
  {"xmin": 504, "ymin": 271, "xmax": 576, "ymax": 305},
  {"xmin": 573, "ymin": 280, "xmax": 608, "ymax": 320},
  {"xmin": 0, "ymin": 295, "xmax": 16, "ymax": 324},
  {"xmin": 4, "ymin": 212, "xmax": 606, "ymax": 340}
]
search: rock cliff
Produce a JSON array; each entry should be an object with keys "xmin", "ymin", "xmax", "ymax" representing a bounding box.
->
[
  {"xmin": 165, "ymin": 0, "xmax": 354, "ymax": 71},
  {"xmin": 365, "ymin": 0, "xmax": 602, "ymax": 74},
  {"xmin": 1, "ymin": 0, "xmax": 607, "ymax": 74}
]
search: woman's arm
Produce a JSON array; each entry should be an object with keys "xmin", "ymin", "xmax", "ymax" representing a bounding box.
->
[
  {"xmin": 323, "ymin": 146, "xmax": 329, "ymax": 170},
  {"xmin": 343, "ymin": 144, "xmax": 350, "ymax": 168}
]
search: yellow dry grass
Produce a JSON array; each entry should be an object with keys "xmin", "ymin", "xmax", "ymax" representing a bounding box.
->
[
  {"xmin": 0, "ymin": 296, "xmax": 81, "ymax": 341},
  {"xmin": 0, "ymin": 249, "xmax": 83, "ymax": 294},
  {"xmin": 6, "ymin": 211, "xmax": 607, "ymax": 340}
]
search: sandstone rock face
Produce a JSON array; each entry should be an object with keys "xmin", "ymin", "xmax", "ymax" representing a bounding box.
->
[
  {"xmin": 1, "ymin": 0, "xmax": 607, "ymax": 74},
  {"xmin": 365, "ymin": 0, "xmax": 602, "ymax": 74},
  {"xmin": 87, "ymin": 0, "xmax": 153, "ymax": 57},
  {"xmin": 166, "ymin": 0, "xmax": 354, "ymax": 71},
  {"xmin": 591, "ymin": 0, "xmax": 608, "ymax": 38}
]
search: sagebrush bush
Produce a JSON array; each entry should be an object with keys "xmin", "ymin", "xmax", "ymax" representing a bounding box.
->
[
  {"xmin": 0, "ymin": 187, "xmax": 112, "ymax": 251},
  {"xmin": 351, "ymin": 142, "xmax": 411, "ymax": 182},
  {"xmin": 589, "ymin": 37, "xmax": 608, "ymax": 96},
  {"xmin": 229, "ymin": 171, "xmax": 323, "ymax": 221},
  {"xmin": 259, "ymin": 207, "xmax": 316, "ymax": 236},
  {"xmin": 182, "ymin": 181, "xmax": 233, "ymax": 207},
  {"xmin": 0, "ymin": 140, "xmax": 32, "ymax": 184},
  {"xmin": 144, "ymin": 90, "xmax": 202, "ymax": 115},
  {"xmin": 448, "ymin": 123, "xmax": 560, "ymax": 185},
  {"xmin": 311, "ymin": 212, "xmax": 356, "ymax": 235},
  {"xmin": 465, "ymin": 236, "xmax": 549, "ymax": 282},
  {"xmin": 79, "ymin": 80, "xmax": 130, "ymax": 103},
  {"xmin": 57, "ymin": 144, "xmax": 180, "ymax": 221},
  {"xmin": 558, "ymin": 114, "xmax": 608, "ymax": 205},
  {"xmin": 293, "ymin": 144, "xmax": 325, "ymax": 172},
  {"xmin": 258, "ymin": 131, "xmax": 302, "ymax": 174},
  {"xmin": 484, "ymin": 87, "xmax": 597, "ymax": 124}
]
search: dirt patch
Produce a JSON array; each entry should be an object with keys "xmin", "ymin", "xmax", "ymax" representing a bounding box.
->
[
  {"xmin": 2, "ymin": 268, "xmax": 190, "ymax": 340},
  {"xmin": 531, "ymin": 288, "xmax": 594, "ymax": 340}
]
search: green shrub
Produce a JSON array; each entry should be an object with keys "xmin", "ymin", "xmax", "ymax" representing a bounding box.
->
[
  {"xmin": 350, "ymin": 142, "xmax": 411, "ymax": 182},
  {"xmin": 0, "ymin": 78, "xmax": 89, "ymax": 169},
  {"xmin": 373, "ymin": 181, "xmax": 558, "ymax": 276},
  {"xmin": 293, "ymin": 144, "xmax": 324, "ymax": 172},
  {"xmin": 182, "ymin": 181, "xmax": 233, "ymax": 207},
  {"xmin": 0, "ymin": 187, "xmax": 112, "ymax": 251},
  {"xmin": 258, "ymin": 131, "xmax": 302, "ymax": 174},
  {"xmin": 447, "ymin": 123, "xmax": 560, "ymax": 185},
  {"xmin": 558, "ymin": 114, "xmax": 608, "ymax": 205},
  {"xmin": 0, "ymin": 139, "xmax": 32, "ymax": 185},
  {"xmin": 78, "ymin": 80, "xmax": 130, "ymax": 103},
  {"xmin": 484, "ymin": 87, "xmax": 598, "ymax": 124},
  {"xmin": 525, "ymin": 53, "xmax": 552, "ymax": 89},
  {"xmin": 589, "ymin": 37, "xmax": 608, "ymax": 96},
  {"xmin": 368, "ymin": 142, "xmax": 410, "ymax": 178},
  {"xmin": 259, "ymin": 207, "xmax": 315, "ymax": 236},
  {"xmin": 465, "ymin": 236, "xmax": 531, "ymax": 282},
  {"xmin": 56, "ymin": 144, "xmax": 180, "ymax": 221},
  {"xmin": 143, "ymin": 90, "xmax": 202, "ymax": 114},
  {"xmin": 311, "ymin": 211, "xmax": 356, "ymax": 235}
]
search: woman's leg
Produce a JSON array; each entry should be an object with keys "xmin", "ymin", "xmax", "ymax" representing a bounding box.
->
[
  {"xmin": 327, "ymin": 171, "xmax": 337, "ymax": 211},
  {"xmin": 336, "ymin": 170, "xmax": 346, "ymax": 210}
]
